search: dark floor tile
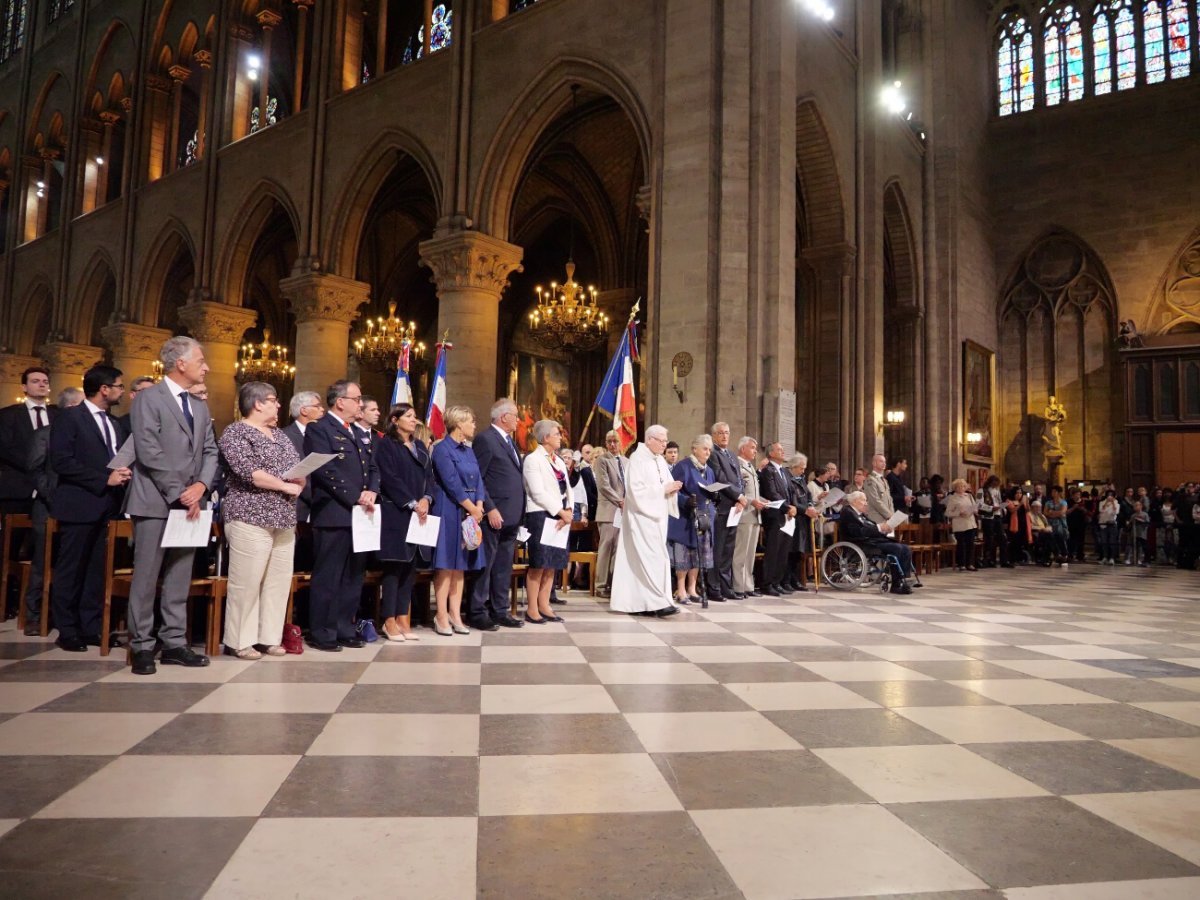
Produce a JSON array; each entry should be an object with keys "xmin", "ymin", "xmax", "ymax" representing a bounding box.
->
[
  {"xmin": 958, "ymin": 646, "xmax": 1061, "ymax": 661},
  {"xmin": 337, "ymin": 684, "xmax": 480, "ymax": 714},
  {"xmin": 34, "ymin": 682, "xmax": 218, "ymax": 713},
  {"xmin": 578, "ymin": 645, "xmax": 685, "ymax": 663},
  {"xmin": 229, "ymin": 661, "xmax": 368, "ymax": 683},
  {"xmin": 477, "ymin": 812, "xmax": 741, "ymax": 900},
  {"xmin": 480, "ymin": 631, "xmax": 575, "ymax": 646},
  {"xmin": 374, "ymin": 643, "xmax": 481, "ymax": 662},
  {"xmin": 0, "ymin": 817, "xmax": 256, "ymax": 900},
  {"xmin": 263, "ymin": 755, "xmax": 478, "ymax": 817},
  {"xmin": 767, "ymin": 645, "xmax": 883, "ymax": 663},
  {"xmin": 0, "ymin": 756, "xmax": 114, "ymax": 817},
  {"xmin": 845, "ymin": 680, "xmax": 999, "ymax": 708},
  {"xmin": 653, "ymin": 748, "xmax": 873, "ymax": 809},
  {"xmin": 480, "ymin": 713, "xmax": 645, "ymax": 755},
  {"xmin": 1083, "ymin": 659, "xmax": 1200, "ymax": 678},
  {"xmin": 603, "ymin": 683, "xmax": 751, "ymax": 713},
  {"xmin": 0, "ymin": 660, "xmax": 124, "ymax": 682},
  {"xmin": 0, "ymin": 642, "xmax": 53, "ymax": 659},
  {"xmin": 889, "ymin": 796, "xmax": 1200, "ymax": 888},
  {"xmin": 894, "ymin": 660, "xmax": 1031, "ymax": 681},
  {"xmin": 765, "ymin": 709, "xmax": 952, "ymax": 748},
  {"xmin": 966, "ymin": 740, "xmax": 1200, "ymax": 794},
  {"xmin": 128, "ymin": 713, "xmax": 331, "ymax": 755},
  {"xmin": 656, "ymin": 632, "xmax": 753, "ymax": 646},
  {"xmin": 1052, "ymin": 678, "xmax": 1200, "ymax": 703},
  {"xmin": 481, "ymin": 663, "xmax": 600, "ymax": 685},
  {"xmin": 696, "ymin": 662, "xmax": 825, "ymax": 683},
  {"xmin": 1018, "ymin": 703, "xmax": 1200, "ymax": 740}
]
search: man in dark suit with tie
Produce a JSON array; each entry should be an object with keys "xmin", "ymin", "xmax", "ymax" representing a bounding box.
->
[
  {"xmin": 48, "ymin": 365, "xmax": 133, "ymax": 651},
  {"xmin": 125, "ymin": 337, "xmax": 219, "ymax": 674},
  {"xmin": 706, "ymin": 422, "xmax": 748, "ymax": 601},
  {"xmin": 469, "ymin": 399, "xmax": 526, "ymax": 630},
  {"xmin": 758, "ymin": 440, "xmax": 797, "ymax": 597},
  {"xmin": 0, "ymin": 366, "xmax": 57, "ymax": 631},
  {"xmin": 304, "ymin": 380, "xmax": 379, "ymax": 651},
  {"xmin": 283, "ymin": 390, "xmax": 324, "ymax": 564}
]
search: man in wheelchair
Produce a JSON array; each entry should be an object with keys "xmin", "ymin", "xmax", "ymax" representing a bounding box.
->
[{"xmin": 838, "ymin": 491, "xmax": 919, "ymax": 595}]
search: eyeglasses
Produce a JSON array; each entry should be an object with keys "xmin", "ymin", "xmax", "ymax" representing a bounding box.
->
[{"xmin": 344, "ymin": 395, "xmax": 362, "ymax": 403}]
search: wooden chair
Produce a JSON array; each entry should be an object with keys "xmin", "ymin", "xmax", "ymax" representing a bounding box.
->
[
  {"xmin": 915, "ymin": 522, "xmax": 942, "ymax": 573},
  {"xmin": 38, "ymin": 518, "xmax": 58, "ymax": 636},
  {"xmin": 935, "ymin": 523, "xmax": 957, "ymax": 568},
  {"xmin": 2, "ymin": 513, "xmax": 34, "ymax": 629},
  {"xmin": 102, "ymin": 519, "xmax": 136, "ymax": 656},
  {"xmin": 561, "ymin": 521, "xmax": 598, "ymax": 594},
  {"xmin": 895, "ymin": 523, "xmax": 934, "ymax": 576}
]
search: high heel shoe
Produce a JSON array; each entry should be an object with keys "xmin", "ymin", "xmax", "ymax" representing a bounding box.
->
[
  {"xmin": 433, "ymin": 620, "xmax": 454, "ymax": 637},
  {"xmin": 451, "ymin": 623, "xmax": 470, "ymax": 635}
]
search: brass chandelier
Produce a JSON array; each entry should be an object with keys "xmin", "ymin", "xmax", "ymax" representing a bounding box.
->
[
  {"xmin": 236, "ymin": 330, "xmax": 296, "ymax": 384},
  {"xmin": 528, "ymin": 84, "xmax": 609, "ymax": 353},
  {"xmin": 353, "ymin": 301, "xmax": 427, "ymax": 371}
]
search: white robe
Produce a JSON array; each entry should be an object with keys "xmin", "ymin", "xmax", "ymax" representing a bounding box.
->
[{"xmin": 609, "ymin": 443, "xmax": 675, "ymax": 613}]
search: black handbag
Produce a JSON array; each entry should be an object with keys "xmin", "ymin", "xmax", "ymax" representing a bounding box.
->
[{"xmin": 694, "ymin": 507, "xmax": 712, "ymax": 534}]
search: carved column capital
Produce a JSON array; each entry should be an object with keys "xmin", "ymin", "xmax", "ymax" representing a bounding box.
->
[
  {"xmin": 194, "ymin": 49, "xmax": 213, "ymax": 68},
  {"xmin": 176, "ymin": 301, "xmax": 257, "ymax": 345},
  {"xmin": 97, "ymin": 110, "xmax": 122, "ymax": 127},
  {"xmin": 144, "ymin": 73, "xmax": 172, "ymax": 94},
  {"xmin": 100, "ymin": 322, "xmax": 173, "ymax": 359},
  {"xmin": 418, "ymin": 231, "xmax": 524, "ymax": 298},
  {"xmin": 256, "ymin": 9, "xmax": 284, "ymax": 29},
  {"xmin": 280, "ymin": 273, "xmax": 372, "ymax": 325},
  {"xmin": 0, "ymin": 354, "xmax": 44, "ymax": 383},
  {"xmin": 168, "ymin": 64, "xmax": 192, "ymax": 84},
  {"xmin": 38, "ymin": 342, "xmax": 105, "ymax": 375}
]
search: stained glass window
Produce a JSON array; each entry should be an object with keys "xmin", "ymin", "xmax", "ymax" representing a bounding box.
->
[
  {"xmin": 511, "ymin": 0, "xmax": 538, "ymax": 10},
  {"xmin": 1093, "ymin": 2, "xmax": 1113, "ymax": 93},
  {"xmin": 1114, "ymin": 1, "xmax": 1137, "ymax": 89},
  {"xmin": 1045, "ymin": 5, "xmax": 1086, "ymax": 105},
  {"xmin": 402, "ymin": 27, "xmax": 423, "ymax": 65},
  {"xmin": 1166, "ymin": 0, "xmax": 1191, "ymax": 77},
  {"xmin": 49, "ymin": 0, "xmax": 74, "ymax": 21},
  {"xmin": 1018, "ymin": 23, "xmax": 1036, "ymax": 109},
  {"xmin": 996, "ymin": 9, "xmax": 1035, "ymax": 115},
  {"xmin": 1045, "ymin": 19, "xmax": 1064, "ymax": 104},
  {"xmin": 0, "ymin": 0, "xmax": 29, "ymax": 64},
  {"xmin": 1145, "ymin": 1, "xmax": 1167, "ymax": 82},
  {"xmin": 430, "ymin": 4, "xmax": 452, "ymax": 53},
  {"xmin": 1065, "ymin": 14, "xmax": 1086, "ymax": 98}
]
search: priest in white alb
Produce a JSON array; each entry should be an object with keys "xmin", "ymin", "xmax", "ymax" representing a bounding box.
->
[{"xmin": 609, "ymin": 425, "xmax": 684, "ymax": 617}]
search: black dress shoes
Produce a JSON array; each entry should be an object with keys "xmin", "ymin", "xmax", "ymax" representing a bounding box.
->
[
  {"xmin": 523, "ymin": 613, "xmax": 548, "ymax": 625},
  {"xmin": 82, "ymin": 634, "xmax": 102, "ymax": 648},
  {"xmin": 656, "ymin": 606, "xmax": 681, "ymax": 617},
  {"xmin": 762, "ymin": 587, "xmax": 782, "ymax": 597},
  {"xmin": 776, "ymin": 585, "xmax": 795, "ymax": 595},
  {"xmin": 549, "ymin": 597, "xmax": 567, "ymax": 606},
  {"xmin": 55, "ymin": 636, "xmax": 87, "ymax": 652},
  {"xmin": 721, "ymin": 591, "xmax": 737, "ymax": 601},
  {"xmin": 891, "ymin": 583, "xmax": 914, "ymax": 595},
  {"xmin": 707, "ymin": 594, "xmax": 726, "ymax": 603},
  {"xmin": 23, "ymin": 622, "xmax": 40, "ymax": 636},
  {"xmin": 337, "ymin": 637, "xmax": 366, "ymax": 649},
  {"xmin": 131, "ymin": 649, "xmax": 157, "ymax": 675},
  {"xmin": 306, "ymin": 638, "xmax": 342, "ymax": 652},
  {"xmin": 160, "ymin": 646, "xmax": 210, "ymax": 667},
  {"xmin": 473, "ymin": 620, "xmax": 501, "ymax": 632},
  {"xmin": 497, "ymin": 616, "xmax": 525, "ymax": 628},
  {"xmin": 749, "ymin": 590, "xmax": 764, "ymax": 597}
]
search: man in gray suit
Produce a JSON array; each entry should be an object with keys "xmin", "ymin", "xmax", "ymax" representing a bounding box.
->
[
  {"xmin": 864, "ymin": 453, "xmax": 895, "ymax": 526},
  {"xmin": 125, "ymin": 336, "xmax": 219, "ymax": 675},
  {"xmin": 592, "ymin": 430, "xmax": 627, "ymax": 597}
]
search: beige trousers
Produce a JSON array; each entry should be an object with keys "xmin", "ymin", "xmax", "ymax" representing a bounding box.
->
[
  {"xmin": 596, "ymin": 522, "xmax": 620, "ymax": 588},
  {"xmin": 733, "ymin": 521, "xmax": 760, "ymax": 593},
  {"xmin": 223, "ymin": 520, "xmax": 295, "ymax": 651}
]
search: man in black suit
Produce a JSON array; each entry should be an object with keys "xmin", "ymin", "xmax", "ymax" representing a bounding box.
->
[
  {"xmin": 354, "ymin": 396, "xmax": 382, "ymax": 449},
  {"xmin": 284, "ymin": 390, "xmax": 323, "ymax": 587},
  {"xmin": 304, "ymin": 380, "xmax": 379, "ymax": 651},
  {"xmin": 838, "ymin": 490, "xmax": 914, "ymax": 594},
  {"xmin": 707, "ymin": 422, "xmax": 748, "ymax": 601},
  {"xmin": 48, "ymin": 365, "xmax": 132, "ymax": 650},
  {"xmin": 0, "ymin": 366, "xmax": 57, "ymax": 631},
  {"xmin": 757, "ymin": 440, "xmax": 797, "ymax": 597},
  {"xmin": 469, "ymin": 398, "xmax": 526, "ymax": 630}
]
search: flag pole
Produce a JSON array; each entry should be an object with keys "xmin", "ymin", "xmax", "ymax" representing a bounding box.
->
[{"xmin": 580, "ymin": 299, "xmax": 640, "ymax": 444}]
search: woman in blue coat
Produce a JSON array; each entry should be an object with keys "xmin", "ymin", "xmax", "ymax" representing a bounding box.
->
[
  {"xmin": 430, "ymin": 405, "xmax": 488, "ymax": 636},
  {"xmin": 376, "ymin": 403, "xmax": 434, "ymax": 642},
  {"xmin": 667, "ymin": 435, "xmax": 716, "ymax": 604}
]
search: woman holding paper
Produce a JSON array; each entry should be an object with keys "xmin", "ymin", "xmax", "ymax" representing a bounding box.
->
[
  {"xmin": 667, "ymin": 435, "xmax": 715, "ymax": 604},
  {"xmin": 430, "ymin": 406, "xmax": 488, "ymax": 636},
  {"xmin": 217, "ymin": 381, "xmax": 304, "ymax": 659},
  {"xmin": 521, "ymin": 419, "xmax": 574, "ymax": 623},
  {"xmin": 945, "ymin": 478, "xmax": 979, "ymax": 571},
  {"xmin": 376, "ymin": 403, "xmax": 434, "ymax": 641}
]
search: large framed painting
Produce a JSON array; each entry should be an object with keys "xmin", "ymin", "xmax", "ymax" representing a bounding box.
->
[
  {"xmin": 962, "ymin": 340, "xmax": 996, "ymax": 465},
  {"xmin": 509, "ymin": 353, "xmax": 573, "ymax": 452}
]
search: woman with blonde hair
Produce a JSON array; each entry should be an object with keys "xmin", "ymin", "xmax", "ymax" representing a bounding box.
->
[
  {"xmin": 430, "ymin": 405, "xmax": 488, "ymax": 635},
  {"xmin": 945, "ymin": 477, "xmax": 979, "ymax": 571},
  {"xmin": 522, "ymin": 419, "xmax": 574, "ymax": 623}
]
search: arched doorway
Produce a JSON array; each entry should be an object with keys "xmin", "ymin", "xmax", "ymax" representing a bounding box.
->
[{"xmin": 240, "ymin": 201, "xmax": 300, "ymax": 409}]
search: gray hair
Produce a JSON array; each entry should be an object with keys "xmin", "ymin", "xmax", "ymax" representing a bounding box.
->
[
  {"xmin": 56, "ymin": 386, "xmax": 84, "ymax": 408},
  {"xmin": 737, "ymin": 435, "xmax": 757, "ymax": 451},
  {"xmin": 160, "ymin": 335, "xmax": 201, "ymax": 371},
  {"xmin": 533, "ymin": 418, "xmax": 561, "ymax": 443},
  {"xmin": 490, "ymin": 398, "xmax": 517, "ymax": 422},
  {"xmin": 326, "ymin": 380, "xmax": 357, "ymax": 408},
  {"xmin": 238, "ymin": 381, "xmax": 277, "ymax": 416},
  {"xmin": 645, "ymin": 424, "xmax": 668, "ymax": 442},
  {"xmin": 605, "ymin": 429, "xmax": 619, "ymax": 442},
  {"xmin": 290, "ymin": 390, "xmax": 320, "ymax": 419},
  {"xmin": 789, "ymin": 453, "xmax": 807, "ymax": 467},
  {"xmin": 691, "ymin": 434, "xmax": 713, "ymax": 451},
  {"xmin": 846, "ymin": 490, "xmax": 867, "ymax": 505},
  {"xmin": 710, "ymin": 421, "xmax": 730, "ymax": 434}
]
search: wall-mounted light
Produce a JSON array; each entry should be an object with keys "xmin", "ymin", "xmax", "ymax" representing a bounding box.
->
[
  {"xmin": 95, "ymin": 156, "xmax": 105, "ymax": 166},
  {"xmin": 800, "ymin": 0, "xmax": 835, "ymax": 21},
  {"xmin": 36, "ymin": 180, "xmax": 45, "ymax": 189},
  {"xmin": 881, "ymin": 80, "xmax": 907, "ymax": 115},
  {"xmin": 878, "ymin": 409, "xmax": 905, "ymax": 433},
  {"xmin": 247, "ymin": 53, "xmax": 261, "ymax": 82}
]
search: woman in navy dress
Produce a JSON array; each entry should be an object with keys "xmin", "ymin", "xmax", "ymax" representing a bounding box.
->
[
  {"xmin": 667, "ymin": 435, "xmax": 715, "ymax": 604},
  {"xmin": 430, "ymin": 405, "xmax": 488, "ymax": 636},
  {"xmin": 376, "ymin": 403, "xmax": 434, "ymax": 642}
]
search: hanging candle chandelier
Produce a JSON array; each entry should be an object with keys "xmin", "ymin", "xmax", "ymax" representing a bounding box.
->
[
  {"xmin": 236, "ymin": 330, "xmax": 296, "ymax": 384},
  {"xmin": 353, "ymin": 301, "xmax": 427, "ymax": 371}
]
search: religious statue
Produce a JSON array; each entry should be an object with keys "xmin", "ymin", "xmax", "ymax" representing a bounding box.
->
[
  {"xmin": 1041, "ymin": 395, "xmax": 1067, "ymax": 477},
  {"xmin": 1118, "ymin": 319, "xmax": 1144, "ymax": 348}
]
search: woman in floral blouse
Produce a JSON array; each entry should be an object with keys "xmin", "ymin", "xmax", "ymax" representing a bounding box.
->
[{"xmin": 218, "ymin": 381, "xmax": 304, "ymax": 659}]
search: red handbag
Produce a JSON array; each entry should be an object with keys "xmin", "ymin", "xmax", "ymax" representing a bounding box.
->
[{"xmin": 281, "ymin": 623, "xmax": 304, "ymax": 655}]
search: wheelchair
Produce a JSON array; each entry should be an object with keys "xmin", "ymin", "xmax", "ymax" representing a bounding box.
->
[{"xmin": 820, "ymin": 541, "xmax": 902, "ymax": 593}]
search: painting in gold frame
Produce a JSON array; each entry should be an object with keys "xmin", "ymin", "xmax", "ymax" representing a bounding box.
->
[{"xmin": 962, "ymin": 340, "xmax": 996, "ymax": 465}]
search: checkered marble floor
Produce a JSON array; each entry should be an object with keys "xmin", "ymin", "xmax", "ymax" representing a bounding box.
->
[{"xmin": 2, "ymin": 567, "xmax": 1200, "ymax": 899}]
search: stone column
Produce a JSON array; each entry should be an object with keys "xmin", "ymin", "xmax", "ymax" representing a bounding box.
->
[
  {"xmin": 194, "ymin": 50, "xmax": 213, "ymax": 159},
  {"xmin": 256, "ymin": 10, "xmax": 283, "ymax": 126},
  {"xmin": 176, "ymin": 301, "xmax": 257, "ymax": 431},
  {"xmin": 0, "ymin": 354, "xmax": 43, "ymax": 405},
  {"xmin": 39, "ymin": 342, "xmax": 106, "ymax": 389},
  {"xmin": 419, "ymin": 231, "xmax": 523, "ymax": 420},
  {"xmin": 292, "ymin": 1, "xmax": 313, "ymax": 111},
  {"xmin": 167, "ymin": 65, "xmax": 191, "ymax": 173},
  {"xmin": 802, "ymin": 243, "xmax": 858, "ymax": 468},
  {"xmin": 279, "ymin": 272, "xmax": 371, "ymax": 396},
  {"xmin": 100, "ymin": 322, "xmax": 173, "ymax": 384}
]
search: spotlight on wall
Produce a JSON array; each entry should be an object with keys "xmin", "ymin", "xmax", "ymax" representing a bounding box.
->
[
  {"xmin": 800, "ymin": 0, "xmax": 836, "ymax": 21},
  {"xmin": 36, "ymin": 180, "xmax": 45, "ymax": 189},
  {"xmin": 881, "ymin": 80, "xmax": 907, "ymax": 115},
  {"xmin": 95, "ymin": 156, "xmax": 105, "ymax": 166},
  {"xmin": 247, "ymin": 53, "xmax": 261, "ymax": 81},
  {"xmin": 247, "ymin": 68, "xmax": 259, "ymax": 81}
]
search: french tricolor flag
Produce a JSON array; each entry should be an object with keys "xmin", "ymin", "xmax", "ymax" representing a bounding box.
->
[
  {"xmin": 425, "ymin": 341, "xmax": 450, "ymax": 439},
  {"xmin": 391, "ymin": 342, "xmax": 413, "ymax": 407}
]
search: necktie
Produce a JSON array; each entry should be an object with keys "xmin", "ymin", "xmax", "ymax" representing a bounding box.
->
[
  {"xmin": 97, "ymin": 411, "xmax": 115, "ymax": 460},
  {"xmin": 33, "ymin": 406, "xmax": 46, "ymax": 429},
  {"xmin": 506, "ymin": 433, "xmax": 519, "ymax": 464},
  {"xmin": 179, "ymin": 391, "xmax": 194, "ymax": 432}
]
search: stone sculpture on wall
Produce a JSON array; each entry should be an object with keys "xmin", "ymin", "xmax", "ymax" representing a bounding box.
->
[{"xmin": 1041, "ymin": 395, "xmax": 1067, "ymax": 479}]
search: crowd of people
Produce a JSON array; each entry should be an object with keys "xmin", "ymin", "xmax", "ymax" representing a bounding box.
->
[{"xmin": 1, "ymin": 334, "xmax": 1196, "ymax": 672}]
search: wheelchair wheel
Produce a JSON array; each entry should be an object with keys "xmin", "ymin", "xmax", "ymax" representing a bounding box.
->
[
  {"xmin": 821, "ymin": 542, "xmax": 868, "ymax": 590},
  {"xmin": 878, "ymin": 570, "xmax": 892, "ymax": 594}
]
